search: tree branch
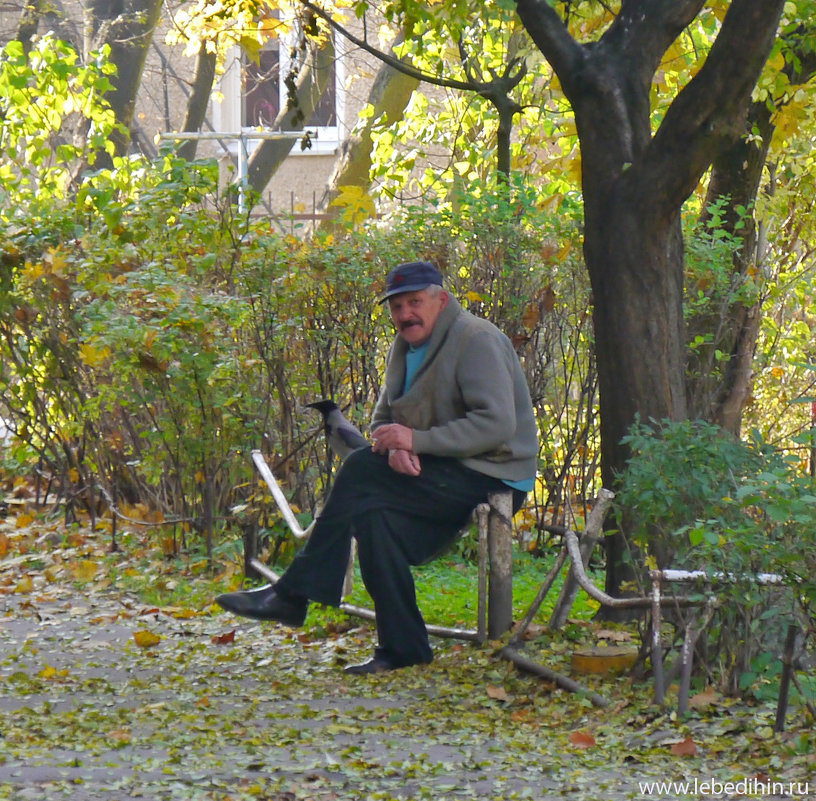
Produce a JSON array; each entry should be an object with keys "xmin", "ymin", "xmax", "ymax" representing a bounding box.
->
[
  {"xmin": 610, "ymin": 0, "xmax": 707, "ymax": 75},
  {"xmin": 640, "ymin": 0, "xmax": 785, "ymax": 209},
  {"xmin": 514, "ymin": 0, "xmax": 704, "ymax": 161},
  {"xmin": 513, "ymin": 0, "xmax": 585, "ymax": 96},
  {"xmin": 298, "ymin": 0, "xmax": 479, "ymax": 93}
]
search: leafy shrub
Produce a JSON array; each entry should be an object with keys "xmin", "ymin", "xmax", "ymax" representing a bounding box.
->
[
  {"xmin": 0, "ymin": 31, "xmax": 599, "ymax": 569},
  {"xmin": 0, "ymin": 35, "xmax": 122, "ymax": 213},
  {"xmin": 615, "ymin": 417, "xmax": 816, "ymax": 695}
]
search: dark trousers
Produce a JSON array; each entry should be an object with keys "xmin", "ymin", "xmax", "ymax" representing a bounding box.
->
[{"xmin": 275, "ymin": 448, "xmax": 523, "ymax": 666}]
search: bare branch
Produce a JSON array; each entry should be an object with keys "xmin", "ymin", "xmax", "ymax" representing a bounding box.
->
[{"xmin": 298, "ymin": 0, "xmax": 481, "ymax": 93}]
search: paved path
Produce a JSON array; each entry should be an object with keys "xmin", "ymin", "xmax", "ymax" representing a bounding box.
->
[{"xmin": 0, "ymin": 584, "xmax": 812, "ymax": 801}]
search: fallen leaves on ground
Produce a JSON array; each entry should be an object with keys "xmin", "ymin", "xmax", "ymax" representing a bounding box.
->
[
  {"xmin": 670, "ymin": 735, "xmax": 699, "ymax": 757},
  {"xmin": 569, "ymin": 730, "xmax": 597, "ymax": 749},
  {"xmin": 133, "ymin": 628, "xmax": 162, "ymax": 647},
  {"xmin": 0, "ymin": 511, "xmax": 814, "ymax": 801}
]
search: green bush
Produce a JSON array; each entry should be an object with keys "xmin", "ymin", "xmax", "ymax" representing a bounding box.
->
[
  {"xmin": 0, "ymin": 32, "xmax": 599, "ymax": 569},
  {"xmin": 615, "ymin": 417, "xmax": 816, "ymax": 695},
  {"xmin": 1, "ymin": 148, "xmax": 601, "ymax": 563}
]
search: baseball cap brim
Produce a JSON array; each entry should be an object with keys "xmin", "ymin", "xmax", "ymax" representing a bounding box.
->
[{"xmin": 380, "ymin": 281, "xmax": 437, "ymax": 302}]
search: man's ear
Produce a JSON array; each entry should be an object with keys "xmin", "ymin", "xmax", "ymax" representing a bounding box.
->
[{"xmin": 440, "ymin": 290, "xmax": 450, "ymax": 308}]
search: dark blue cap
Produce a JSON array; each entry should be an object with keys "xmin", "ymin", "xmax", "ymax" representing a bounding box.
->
[{"xmin": 381, "ymin": 261, "xmax": 444, "ymax": 302}]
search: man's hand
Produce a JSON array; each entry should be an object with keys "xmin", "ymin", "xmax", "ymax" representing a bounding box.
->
[
  {"xmin": 371, "ymin": 423, "xmax": 414, "ymax": 453},
  {"xmin": 388, "ymin": 448, "xmax": 421, "ymax": 476}
]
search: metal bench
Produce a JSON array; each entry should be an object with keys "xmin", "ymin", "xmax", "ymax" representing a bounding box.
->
[{"xmin": 248, "ymin": 449, "xmax": 515, "ymax": 643}]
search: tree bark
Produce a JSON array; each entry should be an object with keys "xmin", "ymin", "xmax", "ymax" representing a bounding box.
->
[
  {"xmin": 514, "ymin": 0, "xmax": 786, "ymax": 594},
  {"xmin": 16, "ymin": 0, "xmax": 45, "ymax": 55},
  {"xmin": 85, "ymin": 0, "xmax": 163, "ymax": 159},
  {"xmin": 318, "ymin": 40, "xmax": 419, "ymax": 219},
  {"xmin": 688, "ymin": 41, "xmax": 816, "ymax": 433},
  {"xmin": 686, "ymin": 101, "xmax": 773, "ymax": 433},
  {"xmin": 176, "ymin": 40, "xmax": 218, "ymax": 162}
]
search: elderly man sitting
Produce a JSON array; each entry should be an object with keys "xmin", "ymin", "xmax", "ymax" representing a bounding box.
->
[{"xmin": 216, "ymin": 260, "xmax": 538, "ymax": 674}]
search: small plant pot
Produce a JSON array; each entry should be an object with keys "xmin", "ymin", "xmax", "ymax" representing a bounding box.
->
[{"xmin": 571, "ymin": 645, "xmax": 638, "ymax": 675}]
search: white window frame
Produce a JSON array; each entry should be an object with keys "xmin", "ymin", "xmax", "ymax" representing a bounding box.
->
[{"xmin": 215, "ymin": 30, "xmax": 345, "ymax": 157}]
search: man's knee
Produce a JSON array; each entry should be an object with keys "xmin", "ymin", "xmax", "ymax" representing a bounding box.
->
[{"xmin": 336, "ymin": 446, "xmax": 386, "ymax": 482}]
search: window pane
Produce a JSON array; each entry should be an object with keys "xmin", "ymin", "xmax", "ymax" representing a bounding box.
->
[
  {"xmin": 244, "ymin": 48, "xmax": 280, "ymax": 127},
  {"xmin": 243, "ymin": 38, "xmax": 338, "ymax": 133},
  {"xmin": 307, "ymin": 59, "xmax": 336, "ymax": 127}
]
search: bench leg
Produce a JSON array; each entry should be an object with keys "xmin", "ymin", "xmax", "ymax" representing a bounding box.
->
[
  {"xmin": 487, "ymin": 490, "xmax": 514, "ymax": 639},
  {"xmin": 476, "ymin": 504, "xmax": 489, "ymax": 643}
]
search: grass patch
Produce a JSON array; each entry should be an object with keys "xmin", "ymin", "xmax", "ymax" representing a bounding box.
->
[
  {"xmin": 102, "ymin": 529, "xmax": 603, "ymax": 633},
  {"xmin": 312, "ymin": 548, "xmax": 601, "ymax": 631}
]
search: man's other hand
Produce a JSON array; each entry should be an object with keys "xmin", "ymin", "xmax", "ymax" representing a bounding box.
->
[
  {"xmin": 387, "ymin": 448, "xmax": 421, "ymax": 476},
  {"xmin": 372, "ymin": 423, "xmax": 414, "ymax": 453}
]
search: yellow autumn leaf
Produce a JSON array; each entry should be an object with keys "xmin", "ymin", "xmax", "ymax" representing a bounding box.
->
[
  {"xmin": 69, "ymin": 560, "xmax": 99, "ymax": 582},
  {"xmin": 465, "ymin": 291, "xmax": 484, "ymax": 303},
  {"xmin": 133, "ymin": 630, "xmax": 161, "ymax": 648},
  {"xmin": 239, "ymin": 34, "xmax": 263, "ymax": 64},
  {"xmin": 45, "ymin": 247, "xmax": 69, "ymax": 275},
  {"xmin": 21, "ymin": 260, "xmax": 45, "ymax": 282},
  {"xmin": 708, "ymin": 0, "xmax": 728, "ymax": 22},
  {"xmin": 540, "ymin": 193, "xmax": 562, "ymax": 213},
  {"xmin": 330, "ymin": 185, "xmax": 376, "ymax": 224},
  {"xmin": 164, "ymin": 606, "xmax": 197, "ymax": 620},
  {"xmin": 15, "ymin": 512, "xmax": 35, "ymax": 528},
  {"xmin": 79, "ymin": 342, "xmax": 112, "ymax": 368},
  {"xmin": 566, "ymin": 153, "xmax": 582, "ymax": 184},
  {"xmin": 767, "ymin": 48, "xmax": 786, "ymax": 73},
  {"xmin": 662, "ymin": 40, "xmax": 689, "ymax": 68},
  {"xmin": 15, "ymin": 575, "xmax": 34, "ymax": 594},
  {"xmin": 773, "ymin": 100, "xmax": 806, "ymax": 139},
  {"xmin": 39, "ymin": 664, "xmax": 69, "ymax": 679}
]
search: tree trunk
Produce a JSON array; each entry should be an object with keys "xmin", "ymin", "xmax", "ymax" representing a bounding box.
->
[
  {"xmin": 245, "ymin": 35, "xmax": 335, "ymax": 197},
  {"xmin": 176, "ymin": 40, "xmax": 218, "ymax": 162},
  {"xmin": 85, "ymin": 0, "xmax": 163, "ymax": 159},
  {"xmin": 23, "ymin": 0, "xmax": 84, "ymax": 56},
  {"xmin": 16, "ymin": 0, "xmax": 45, "ymax": 55},
  {"xmin": 688, "ymin": 42, "xmax": 816, "ymax": 433},
  {"xmin": 586, "ymin": 190, "xmax": 688, "ymax": 602},
  {"xmin": 515, "ymin": 0, "xmax": 785, "ymax": 594},
  {"xmin": 318, "ymin": 41, "xmax": 419, "ymax": 219},
  {"xmin": 686, "ymin": 101, "xmax": 772, "ymax": 433}
]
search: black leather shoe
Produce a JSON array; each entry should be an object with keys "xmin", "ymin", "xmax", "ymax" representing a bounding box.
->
[
  {"xmin": 344, "ymin": 657, "xmax": 400, "ymax": 675},
  {"xmin": 215, "ymin": 584, "xmax": 307, "ymax": 626}
]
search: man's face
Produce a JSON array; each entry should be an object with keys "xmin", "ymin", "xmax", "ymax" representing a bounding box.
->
[{"xmin": 388, "ymin": 288, "xmax": 449, "ymax": 347}]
